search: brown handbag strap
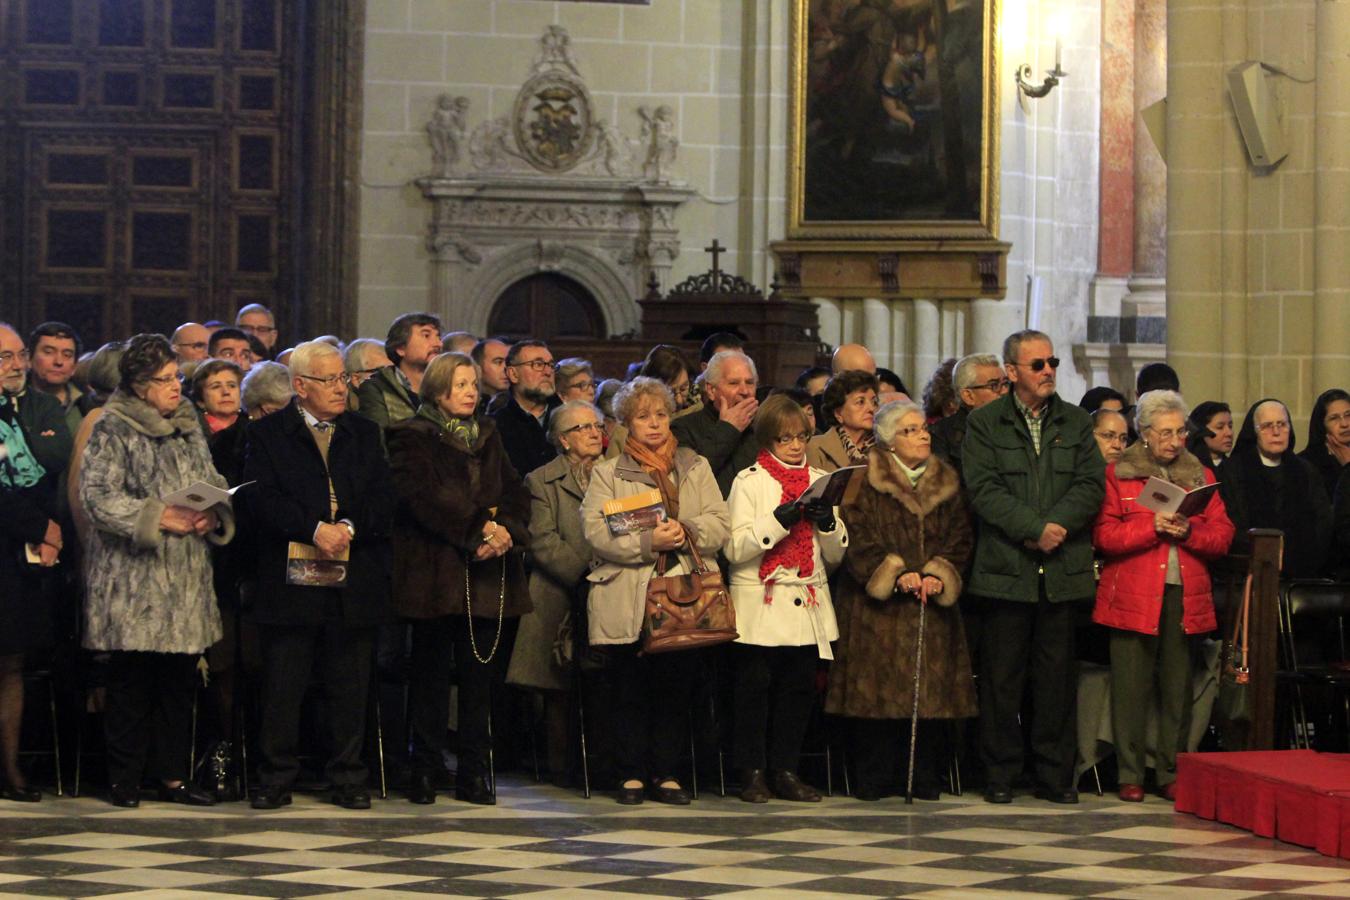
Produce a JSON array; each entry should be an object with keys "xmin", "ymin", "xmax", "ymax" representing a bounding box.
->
[
  {"xmin": 652, "ymin": 531, "xmax": 710, "ymax": 578},
  {"xmin": 1229, "ymin": 573, "xmax": 1251, "ymax": 672}
]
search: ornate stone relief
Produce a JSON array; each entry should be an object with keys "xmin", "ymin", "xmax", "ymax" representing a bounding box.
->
[{"xmin": 417, "ymin": 25, "xmax": 694, "ymax": 334}]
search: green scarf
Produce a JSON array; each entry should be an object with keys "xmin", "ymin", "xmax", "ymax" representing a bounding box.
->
[
  {"xmin": 417, "ymin": 404, "xmax": 479, "ymax": 447},
  {"xmin": 0, "ymin": 394, "xmax": 45, "ymax": 489}
]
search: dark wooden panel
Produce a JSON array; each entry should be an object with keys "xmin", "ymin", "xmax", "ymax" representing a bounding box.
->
[
  {"xmin": 131, "ymin": 210, "xmax": 193, "ymax": 271},
  {"xmin": 169, "ymin": 0, "xmax": 218, "ymax": 48},
  {"xmin": 24, "ymin": 0, "xmax": 74, "ymax": 45},
  {"xmin": 44, "ymin": 208, "xmax": 108, "ymax": 269},
  {"xmin": 99, "ymin": 0, "xmax": 148, "ymax": 46},
  {"xmin": 48, "ymin": 153, "xmax": 111, "ymax": 187}
]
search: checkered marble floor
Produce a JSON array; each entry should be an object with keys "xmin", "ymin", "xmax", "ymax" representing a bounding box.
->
[{"xmin": 2, "ymin": 777, "xmax": 1348, "ymax": 898}]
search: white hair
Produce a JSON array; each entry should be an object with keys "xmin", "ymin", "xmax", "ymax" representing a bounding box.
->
[
  {"xmin": 241, "ymin": 361, "xmax": 294, "ymax": 411},
  {"xmin": 288, "ymin": 340, "xmax": 342, "ymax": 380},
  {"xmin": 235, "ymin": 302, "xmax": 274, "ymax": 324},
  {"xmin": 547, "ymin": 399, "xmax": 604, "ymax": 448},
  {"xmin": 343, "ymin": 337, "xmax": 387, "ymax": 372},
  {"xmin": 1135, "ymin": 389, "xmax": 1189, "ymax": 434},
  {"xmin": 704, "ymin": 349, "xmax": 758, "ymax": 387},
  {"xmin": 874, "ymin": 399, "xmax": 925, "ymax": 446},
  {"xmin": 953, "ymin": 352, "xmax": 1001, "ymax": 391}
]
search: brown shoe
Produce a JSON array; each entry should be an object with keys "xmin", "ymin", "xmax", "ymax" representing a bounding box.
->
[
  {"xmin": 771, "ymin": 770, "xmax": 820, "ymax": 802},
  {"xmin": 740, "ymin": 769, "xmax": 771, "ymax": 803}
]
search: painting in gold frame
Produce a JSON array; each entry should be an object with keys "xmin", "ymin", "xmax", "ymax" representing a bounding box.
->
[{"xmin": 788, "ymin": 0, "xmax": 1000, "ymax": 239}]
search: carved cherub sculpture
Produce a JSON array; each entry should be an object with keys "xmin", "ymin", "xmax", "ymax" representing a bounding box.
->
[
  {"xmin": 638, "ymin": 105, "xmax": 678, "ymax": 183},
  {"xmin": 428, "ymin": 94, "xmax": 470, "ymax": 176}
]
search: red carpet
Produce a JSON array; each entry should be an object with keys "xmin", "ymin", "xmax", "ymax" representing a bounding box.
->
[{"xmin": 1175, "ymin": 750, "xmax": 1350, "ymax": 858}]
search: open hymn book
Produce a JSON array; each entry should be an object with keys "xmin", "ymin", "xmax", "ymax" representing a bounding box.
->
[{"xmin": 1135, "ymin": 476, "xmax": 1221, "ymax": 518}]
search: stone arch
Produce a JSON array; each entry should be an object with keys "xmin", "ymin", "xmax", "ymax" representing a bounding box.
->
[{"xmin": 462, "ymin": 243, "xmax": 638, "ymax": 337}]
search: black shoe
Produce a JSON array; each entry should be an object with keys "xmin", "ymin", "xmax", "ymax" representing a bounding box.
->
[
  {"xmin": 770, "ymin": 770, "xmax": 821, "ymax": 802},
  {"xmin": 251, "ymin": 785, "xmax": 292, "ymax": 810},
  {"xmin": 740, "ymin": 769, "xmax": 771, "ymax": 804},
  {"xmin": 907, "ymin": 781, "xmax": 942, "ymax": 801},
  {"xmin": 648, "ymin": 778, "xmax": 691, "ymax": 805},
  {"xmin": 108, "ymin": 783, "xmax": 140, "ymax": 808},
  {"xmin": 454, "ymin": 775, "xmax": 495, "ymax": 806},
  {"xmin": 1034, "ymin": 785, "xmax": 1079, "ymax": 804},
  {"xmin": 0, "ymin": 781, "xmax": 41, "ymax": 803},
  {"xmin": 407, "ymin": 774, "xmax": 436, "ymax": 805},
  {"xmin": 157, "ymin": 782, "xmax": 216, "ymax": 806},
  {"xmin": 616, "ymin": 783, "xmax": 645, "ymax": 805},
  {"xmin": 983, "ymin": 784, "xmax": 1013, "ymax": 804},
  {"xmin": 854, "ymin": 785, "xmax": 884, "ymax": 801},
  {"xmin": 332, "ymin": 784, "xmax": 371, "ymax": 809}
]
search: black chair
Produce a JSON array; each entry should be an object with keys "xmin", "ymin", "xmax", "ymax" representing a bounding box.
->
[
  {"xmin": 20, "ymin": 662, "xmax": 63, "ymax": 797},
  {"xmin": 1276, "ymin": 579, "xmax": 1350, "ymax": 750}
]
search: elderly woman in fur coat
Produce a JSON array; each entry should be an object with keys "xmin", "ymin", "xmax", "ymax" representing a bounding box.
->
[
  {"xmin": 80, "ymin": 334, "xmax": 234, "ymax": 809},
  {"xmin": 1093, "ymin": 390, "xmax": 1233, "ymax": 803},
  {"xmin": 825, "ymin": 399, "xmax": 976, "ymax": 801}
]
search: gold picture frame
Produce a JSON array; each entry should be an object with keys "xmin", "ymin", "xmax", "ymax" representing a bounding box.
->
[{"xmin": 788, "ymin": 0, "xmax": 1001, "ymax": 240}]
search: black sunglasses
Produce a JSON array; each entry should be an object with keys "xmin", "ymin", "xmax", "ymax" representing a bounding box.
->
[{"xmin": 1016, "ymin": 356, "xmax": 1060, "ymax": 372}]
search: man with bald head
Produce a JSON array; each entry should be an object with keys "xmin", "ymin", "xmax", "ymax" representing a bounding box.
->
[
  {"xmin": 831, "ymin": 343, "xmax": 876, "ymax": 375},
  {"xmin": 171, "ymin": 323, "xmax": 210, "ymax": 364}
]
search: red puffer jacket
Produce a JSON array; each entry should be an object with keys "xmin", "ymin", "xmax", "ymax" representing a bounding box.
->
[{"xmin": 1092, "ymin": 443, "xmax": 1235, "ymax": 636}]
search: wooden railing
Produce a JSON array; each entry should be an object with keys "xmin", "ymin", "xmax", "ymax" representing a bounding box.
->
[{"xmin": 1245, "ymin": 528, "xmax": 1284, "ymax": 750}]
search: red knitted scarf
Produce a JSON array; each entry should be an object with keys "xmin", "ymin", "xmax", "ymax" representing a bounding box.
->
[{"xmin": 757, "ymin": 450, "xmax": 816, "ymax": 605}]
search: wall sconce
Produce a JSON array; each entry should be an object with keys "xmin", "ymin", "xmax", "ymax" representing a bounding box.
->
[{"xmin": 1016, "ymin": 18, "xmax": 1067, "ymax": 99}]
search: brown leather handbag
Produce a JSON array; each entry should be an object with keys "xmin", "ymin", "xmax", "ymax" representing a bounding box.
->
[{"xmin": 642, "ymin": 538, "xmax": 738, "ymax": 654}]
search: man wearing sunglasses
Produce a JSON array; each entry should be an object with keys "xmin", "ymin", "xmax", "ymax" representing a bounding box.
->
[
  {"xmin": 931, "ymin": 352, "xmax": 1007, "ymax": 479},
  {"xmin": 961, "ymin": 329, "xmax": 1105, "ymax": 805}
]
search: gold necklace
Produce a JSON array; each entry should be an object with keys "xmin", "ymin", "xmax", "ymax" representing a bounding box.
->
[{"xmin": 464, "ymin": 554, "xmax": 507, "ymax": 664}]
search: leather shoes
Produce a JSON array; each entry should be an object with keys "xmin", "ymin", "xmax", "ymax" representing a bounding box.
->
[
  {"xmin": 771, "ymin": 770, "xmax": 820, "ymax": 802},
  {"xmin": 108, "ymin": 783, "xmax": 140, "ymax": 808},
  {"xmin": 1118, "ymin": 782, "xmax": 1145, "ymax": 802},
  {"xmin": 1034, "ymin": 785, "xmax": 1079, "ymax": 804},
  {"xmin": 648, "ymin": 778, "xmax": 691, "ymax": 805},
  {"xmin": 740, "ymin": 769, "xmax": 771, "ymax": 803},
  {"xmin": 332, "ymin": 784, "xmax": 371, "ymax": 809},
  {"xmin": 158, "ymin": 782, "xmax": 216, "ymax": 806},
  {"xmin": 407, "ymin": 774, "xmax": 436, "ymax": 805},
  {"xmin": 907, "ymin": 781, "xmax": 942, "ymax": 801},
  {"xmin": 616, "ymin": 783, "xmax": 644, "ymax": 805},
  {"xmin": 251, "ymin": 785, "xmax": 292, "ymax": 810},
  {"xmin": 455, "ymin": 775, "xmax": 495, "ymax": 806},
  {"xmin": 1160, "ymin": 782, "xmax": 1177, "ymax": 801},
  {"xmin": 0, "ymin": 782, "xmax": 41, "ymax": 803},
  {"xmin": 983, "ymin": 784, "xmax": 1013, "ymax": 804}
]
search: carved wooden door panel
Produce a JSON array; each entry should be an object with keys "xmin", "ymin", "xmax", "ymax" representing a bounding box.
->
[
  {"xmin": 488, "ymin": 274, "xmax": 606, "ymax": 342},
  {"xmin": 0, "ymin": 0, "xmax": 291, "ymax": 345}
]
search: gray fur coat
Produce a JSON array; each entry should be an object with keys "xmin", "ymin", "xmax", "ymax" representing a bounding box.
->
[{"xmin": 79, "ymin": 390, "xmax": 233, "ymax": 653}]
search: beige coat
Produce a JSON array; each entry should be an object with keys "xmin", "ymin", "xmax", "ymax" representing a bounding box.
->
[
  {"xmin": 581, "ymin": 447, "xmax": 730, "ymax": 645},
  {"xmin": 807, "ymin": 428, "xmax": 854, "ymax": 473},
  {"xmin": 507, "ymin": 455, "xmax": 592, "ymax": 691}
]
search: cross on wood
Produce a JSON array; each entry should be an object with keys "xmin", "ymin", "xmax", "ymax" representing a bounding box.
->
[{"xmin": 704, "ymin": 239, "xmax": 725, "ymax": 283}]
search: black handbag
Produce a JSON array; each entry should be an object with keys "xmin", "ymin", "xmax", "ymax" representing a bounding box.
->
[{"xmin": 1215, "ymin": 574, "xmax": 1252, "ymax": 740}]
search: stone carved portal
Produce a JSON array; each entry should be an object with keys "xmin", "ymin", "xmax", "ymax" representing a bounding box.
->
[{"xmin": 417, "ymin": 26, "xmax": 694, "ymax": 336}]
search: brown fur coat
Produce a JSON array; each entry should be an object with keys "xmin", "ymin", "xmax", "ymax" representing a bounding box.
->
[{"xmin": 824, "ymin": 447, "xmax": 977, "ymax": 720}]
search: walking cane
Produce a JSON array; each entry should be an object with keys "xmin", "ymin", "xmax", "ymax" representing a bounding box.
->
[{"xmin": 905, "ymin": 580, "xmax": 928, "ymax": 804}]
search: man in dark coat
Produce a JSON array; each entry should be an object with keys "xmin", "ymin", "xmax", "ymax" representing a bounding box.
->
[
  {"xmin": 491, "ymin": 339, "xmax": 559, "ymax": 479},
  {"xmin": 243, "ymin": 341, "xmax": 393, "ymax": 810},
  {"xmin": 930, "ymin": 352, "xmax": 1007, "ymax": 479},
  {"xmin": 671, "ymin": 349, "xmax": 760, "ymax": 497},
  {"xmin": 962, "ymin": 330, "xmax": 1105, "ymax": 805}
]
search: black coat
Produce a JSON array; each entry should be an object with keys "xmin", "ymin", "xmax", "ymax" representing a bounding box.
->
[
  {"xmin": 670, "ymin": 401, "xmax": 759, "ymax": 498},
  {"xmin": 930, "ymin": 405, "xmax": 970, "ymax": 479},
  {"xmin": 491, "ymin": 395, "xmax": 557, "ymax": 481},
  {"xmin": 242, "ymin": 400, "xmax": 393, "ymax": 626}
]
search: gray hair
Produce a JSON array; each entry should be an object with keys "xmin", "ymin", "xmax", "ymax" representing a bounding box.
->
[
  {"xmin": 874, "ymin": 399, "xmax": 926, "ymax": 446},
  {"xmin": 235, "ymin": 303, "xmax": 274, "ymax": 324},
  {"xmin": 288, "ymin": 340, "xmax": 342, "ymax": 380},
  {"xmin": 343, "ymin": 337, "xmax": 387, "ymax": 372},
  {"xmin": 954, "ymin": 352, "xmax": 1002, "ymax": 390},
  {"xmin": 241, "ymin": 361, "xmax": 294, "ymax": 412},
  {"xmin": 613, "ymin": 376, "xmax": 675, "ymax": 426},
  {"xmin": 1135, "ymin": 389, "xmax": 1189, "ymax": 434},
  {"xmin": 87, "ymin": 340, "xmax": 127, "ymax": 398},
  {"xmin": 1002, "ymin": 329, "xmax": 1052, "ymax": 365},
  {"xmin": 547, "ymin": 399, "xmax": 604, "ymax": 449},
  {"xmin": 595, "ymin": 378, "xmax": 624, "ymax": 418},
  {"xmin": 704, "ymin": 349, "xmax": 758, "ymax": 387},
  {"xmin": 554, "ymin": 357, "xmax": 594, "ymax": 389}
]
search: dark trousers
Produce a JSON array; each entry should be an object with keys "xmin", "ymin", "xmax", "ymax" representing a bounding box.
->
[
  {"xmin": 257, "ymin": 621, "xmax": 374, "ymax": 789},
  {"xmin": 1110, "ymin": 584, "xmax": 1193, "ymax": 786},
  {"xmin": 732, "ymin": 644, "xmax": 818, "ymax": 773},
  {"xmin": 610, "ymin": 641, "xmax": 699, "ymax": 784},
  {"xmin": 103, "ymin": 651, "xmax": 198, "ymax": 788},
  {"xmin": 850, "ymin": 717, "xmax": 940, "ymax": 797},
  {"xmin": 408, "ymin": 615, "xmax": 517, "ymax": 781},
  {"xmin": 978, "ymin": 586, "xmax": 1079, "ymax": 790}
]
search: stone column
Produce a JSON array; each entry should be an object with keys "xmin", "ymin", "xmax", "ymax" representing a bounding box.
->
[
  {"xmin": 910, "ymin": 298, "xmax": 941, "ymax": 396},
  {"xmin": 1313, "ymin": 0, "xmax": 1350, "ymax": 394},
  {"xmin": 863, "ymin": 298, "xmax": 894, "ymax": 374},
  {"xmin": 1132, "ymin": 0, "xmax": 1167, "ymax": 279}
]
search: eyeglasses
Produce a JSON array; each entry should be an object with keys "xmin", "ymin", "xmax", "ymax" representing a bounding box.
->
[
  {"xmin": 1146, "ymin": 426, "xmax": 1189, "ymax": 441},
  {"xmin": 1257, "ymin": 420, "xmax": 1290, "ymax": 433},
  {"xmin": 0, "ymin": 350, "xmax": 30, "ymax": 367},
  {"xmin": 510, "ymin": 358, "xmax": 555, "ymax": 372},
  {"xmin": 896, "ymin": 424, "xmax": 929, "ymax": 438},
  {"xmin": 147, "ymin": 373, "xmax": 183, "ymax": 387},
  {"xmin": 970, "ymin": 378, "xmax": 1010, "ymax": 393},
  {"xmin": 239, "ymin": 324, "xmax": 277, "ymax": 336},
  {"xmin": 1094, "ymin": 430, "xmax": 1129, "ymax": 447},
  {"xmin": 567, "ymin": 380, "xmax": 596, "ymax": 393},
  {"xmin": 174, "ymin": 342, "xmax": 207, "ymax": 352},
  {"xmin": 775, "ymin": 432, "xmax": 811, "ymax": 446},
  {"xmin": 563, "ymin": 421, "xmax": 603, "ymax": 435},
  {"xmin": 1014, "ymin": 356, "xmax": 1060, "ymax": 372},
  {"xmin": 299, "ymin": 372, "xmax": 352, "ymax": 388}
]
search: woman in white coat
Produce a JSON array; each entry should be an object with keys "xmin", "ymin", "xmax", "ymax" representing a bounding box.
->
[{"xmin": 726, "ymin": 394, "xmax": 848, "ymax": 803}]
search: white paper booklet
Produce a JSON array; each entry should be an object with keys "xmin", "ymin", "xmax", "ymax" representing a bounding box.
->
[
  {"xmin": 1134, "ymin": 475, "xmax": 1220, "ymax": 517},
  {"xmin": 161, "ymin": 481, "xmax": 253, "ymax": 512}
]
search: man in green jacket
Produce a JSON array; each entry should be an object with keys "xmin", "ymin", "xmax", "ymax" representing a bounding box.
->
[{"xmin": 962, "ymin": 329, "xmax": 1105, "ymax": 804}]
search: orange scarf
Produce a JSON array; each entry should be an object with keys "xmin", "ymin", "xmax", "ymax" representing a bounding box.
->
[{"xmin": 624, "ymin": 432, "xmax": 680, "ymax": 521}]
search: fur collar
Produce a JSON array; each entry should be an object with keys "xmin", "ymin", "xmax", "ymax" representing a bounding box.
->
[
  {"xmin": 1113, "ymin": 440, "xmax": 1208, "ymax": 489},
  {"xmin": 864, "ymin": 446, "xmax": 960, "ymax": 516},
  {"xmin": 104, "ymin": 389, "xmax": 201, "ymax": 438}
]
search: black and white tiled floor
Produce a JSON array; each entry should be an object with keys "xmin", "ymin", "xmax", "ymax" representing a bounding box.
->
[{"xmin": 3, "ymin": 777, "xmax": 1349, "ymax": 898}]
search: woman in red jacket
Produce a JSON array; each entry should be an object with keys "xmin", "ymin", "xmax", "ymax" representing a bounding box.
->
[{"xmin": 1093, "ymin": 390, "xmax": 1235, "ymax": 802}]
